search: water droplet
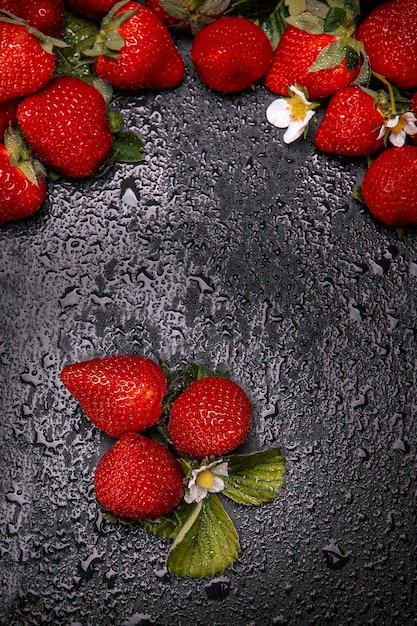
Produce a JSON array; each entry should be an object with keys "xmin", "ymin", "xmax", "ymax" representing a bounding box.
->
[{"xmin": 323, "ymin": 539, "xmax": 350, "ymax": 570}]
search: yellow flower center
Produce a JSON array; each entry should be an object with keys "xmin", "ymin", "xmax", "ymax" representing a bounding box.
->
[
  {"xmin": 290, "ymin": 96, "xmax": 309, "ymax": 122},
  {"xmin": 391, "ymin": 117, "xmax": 405, "ymax": 133},
  {"xmin": 196, "ymin": 469, "xmax": 214, "ymax": 489}
]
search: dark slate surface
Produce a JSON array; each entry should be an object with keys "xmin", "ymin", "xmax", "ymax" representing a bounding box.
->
[{"xmin": 1, "ymin": 17, "xmax": 416, "ymax": 626}]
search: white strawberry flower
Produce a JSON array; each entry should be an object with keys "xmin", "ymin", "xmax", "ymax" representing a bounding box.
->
[
  {"xmin": 184, "ymin": 460, "xmax": 229, "ymax": 504},
  {"xmin": 378, "ymin": 111, "xmax": 417, "ymax": 147},
  {"xmin": 266, "ymin": 85, "xmax": 318, "ymax": 144}
]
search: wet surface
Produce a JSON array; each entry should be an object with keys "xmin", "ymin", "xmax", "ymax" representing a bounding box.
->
[{"xmin": 1, "ymin": 32, "xmax": 417, "ymax": 626}]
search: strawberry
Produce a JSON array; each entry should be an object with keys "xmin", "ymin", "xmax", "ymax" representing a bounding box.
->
[
  {"xmin": 0, "ymin": 0, "xmax": 65, "ymax": 38},
  {"xmin": 60, "ymin": 354, "xmax": 167, "ymax": 438},
  {"xmin": 0, "ymin": 127, "xmax": 47, "ymax": 226},
  {"xmin": 0, "ymin": 16, "xmax": 57, "ymax": 104},
  {"xmin": 314, "ymin": 85, "xmax": 386, "ymax": 156},
  {"xmin": 360, "ymin": 146, "xmax": 417, "ymax": 227},
  {"xmin": 145, "ymin": 0, "xmax": 230, "ymax": 33},
  {"xmin": 191, "ymin": 16, "xmax": 273, "ymax": 93},
  {"xmin": 0, "ymin": 98, "xmax": 19, "ymax": 140},
  {"xmin": 94, "ymin": 432, "xmax": 185, "ymax": 519},
  {"xmin": 356, "ymin": 0, "xmax": 417, "ymax": 91},
  {"xmin": 17, "ymin": 76, "xmax": 113, "ymax": 178},
  {"xmin": 168, "ymin": 376, "xmax": 253, "ymax": 459},
  {"xmin": 265, "ymin": 2, "xmax": 362, "ymax": 101},
  {"xmin": 64, "ymin": 0, "xmax": 121, "ymax": 22},
  {"xmin": 85, "ymin": 2, "xmax": 185, "ymax": 91}
]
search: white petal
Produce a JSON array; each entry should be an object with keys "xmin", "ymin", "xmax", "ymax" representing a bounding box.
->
[
  {"xmin": 386, "ymin": 116, "xmax": 400, "ymax": 129},
  {"xmin": 404, "ymin": 121, "xmax": 417, "ymax": 136},
  {"xmin": 290, "ymin": 84, "xmax": 310, "ymax": 104},
  {"xmin": 389, "ymin": 130, "xmax": 406, "ymax": 147},
  {"xmin": 377, "ymin": 125, "xmax": 386, "ymax": 140},
  {"xmin": 184, "ymin": 484, "xmax": 207, "ymax": 504},
  {"xmin": 208, "ymin": 477, "xmax": 225, "ymax": 493},
  {"xmin": 212, "ymin": 462, "xmax": 229, "ymax": 477},
  {"xmin": 266, "ymin": 99, "xmax": 292, "ymax": 128}
]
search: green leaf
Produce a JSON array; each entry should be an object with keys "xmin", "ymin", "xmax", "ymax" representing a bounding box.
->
[
  {"xmin": 344, "ymin": 44, "xmax": 359, "ymax": 70},
  {"xmin": 286, "ymin": 12, "xmax": 325, "ymax": 34},
  {"xmin": 309, "ymin": 39, "xmax": 346, "ymax": 71},
  {"xmin": 166, "ymin": 494, "xmax": 240, "ymax": 578},
  {"xmin": 323, "ymin": 6, "xmax": 345, "ymax": 32},
  {"xmin": 142, "ymin": 499, "xmax": 195, "ymax": 540},
  {"xmin": 286, "ymin": 0, "xmax": 307, "ymax": 16},
  {"xmin": 223, "ymin": 448, "xmax": 285, "ymax": 505},
  {"xmin": 110, "ymin": 130, "xmax": 145, "ymax": 163},
  {"xmin": 54, "ymin": 11, "xmax": 99, "ymax": 79}
]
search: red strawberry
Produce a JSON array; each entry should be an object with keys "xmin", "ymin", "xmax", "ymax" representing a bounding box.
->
[
  {"xmin": 94, "ymin": 432, "xmax": 185, "ymax": 519},
  {"xmin": 0, "ymin": 17, "xmax": 57, "ymax": 103},
  {"xmin": 191, "ymin": 16, "xmax": 273, "ymax": 93},
  {"xmin": 168, "ymin": 376, "xmax": 253, "ymax": 459},
  {"xmin": 61, "ymin": 354, "xmax": 167, "ymax": 438},
  {"xmin": 314, "ymin": 85, "xmax": 386, "ymax": 156},
  {"xmin": 0, "ymin": 0, "xmax": 65, "ymax": 38},
  {"xmin": 86, "ymin": 2, "xmax": 185, "ymax": 91},
  {"xmin": 265, "ymin": 2, "xmax": 362, "ymax": 101},
  {"xmin": 64, "ymin": 0, "xmax": 121, "ymax": 22},
  {"xmin": 360, "ymin": 146, "xmax": 417, "ymax": 227},
  {"xmin": 17, "ymin": 76, "xmax": 113, "ymax": 178},
  {"xmin": 0, "ymin": 127, "xmax": 47, "ymax": 225},
  {"xmin": 145, "ymin": 0, "xmax": 183, "ymax": 26},
  {"xmin": 356, "ymin": 0, "xmax": 417, "ymax": 91},
  {"xmin": 0, "ymin": 98, "xmax": 19, "ymax": 140}
]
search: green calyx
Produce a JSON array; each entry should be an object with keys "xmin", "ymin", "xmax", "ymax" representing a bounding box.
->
[
  {"xmin": 0, "ymin": 9, "xmax": 68, "ymax": 54},
  {"xmin": 4, "ymin": 127, "xmax": 46, "ymax": 187},
  {"xmin": 83, "ymin": 0, "xmax": 140, "ymax": 60},
  {"xmin": 161, "ymin": 0, "xmax": 231, "ymax": 34}
]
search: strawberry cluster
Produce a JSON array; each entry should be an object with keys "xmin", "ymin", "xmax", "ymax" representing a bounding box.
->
[
  {"xmin": 1, "ymin": 0, "xmax": 417, "ymax": 228},
  {"xmin": 60, "ymin": 354, "xmax": 285, "ymax": 578}
]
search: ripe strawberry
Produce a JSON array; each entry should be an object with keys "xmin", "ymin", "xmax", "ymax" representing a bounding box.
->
[
  {"xmin": 0, "ymin": 0, "xmax": 65, "ymax": 38},
  {"xmin": 314, "ymin": 86, "xmax": 386, "ymax": 156},
  {"xmin": 265, "ymin": 2, "xmax": 362, "ymax": 101},
  {"xmin": 356, "ymin": 0, "xmax": 417, "ymax": 91},
  {"xmin": 85, "ymin": 2, "xmax": 185, "ymax": 91},
  {"xmin": 360, "ymin": 146, "xmax": 417, "ymax": 227},
  {"xmin": 17, "ymin": 76, "xmax": 113, "ymax": 178},
  {"xmin": 60, "ymin": 354, "xmax": 167, "ymax": 438},
  {"xmin": 0, "ymin": 98, "xmax": 19, "ymax": 140},
  {"xmin": 64, "ymin": 0, "xmax": 121, "ymax": 22},
  {"xmin": 94, "ymin": 432, "xmax": 185, "ymax": 519},
  {"xmin": 191, "ymin": 16, "xmax": 273, "ymax": 93},
  {"xmin": 168, "ymin": 376, "xmax": 253, "ymax": 459},
  {"xmin": 0, "ymin": 128, "xmax": 47, "ymax": 226},
  {"xmin": 0, "ymin": 18, "xmax": 57, "ymax": 103}
]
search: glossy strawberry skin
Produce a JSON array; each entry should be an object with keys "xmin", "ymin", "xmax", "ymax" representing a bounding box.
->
[
  {"xmin": 63, "ymin": 0, "xmax": 121, "ymax": 22},
  {"xmin": 0, "ymin": 98, "xmax": 19, "ymax": 140},
  {"xmin": 93, "ymin": 3, "xmax": 185, "ymax": 90},
  {"xmin": 315, "ymin": 86, "xmax": 385, "ymax": 156},
  {"xmin": 356, "ymin": 0, "xmax": 417, "ymax": 91},
  {"xmin": 0, "ymin": 143, "xmax": 47, "ymax": 225},
  {"xmin": 61, "ymin": 354, "xmax": 167, "ymax": 438},
  {"xmin": 361, "ymin": 146, "xmax": 417, "ymax": 227},
  {"xmin": 0, "ymin": 21, "xmax": 56, "ymax": 104},
  {"xmin": 0, "ymin": 0, "xmax": 65, "ymax": 38},
  {"xmin": 191, "ymin": 16, "xmax": 273, "ymax": 93},
  {"xmin": 17, "ymin": 76, "xmax": 113, "ymax": 178},
  {"xmin": 265, "ymin": 25, "xmax": 361, "ymax": 101},
  {"xmin": 168, "ymin": 376, "xmax": 253, "ymax": 459},
  {"xmin": 94, "ymin": 432, "xmax": 185, "ymax": 520}
]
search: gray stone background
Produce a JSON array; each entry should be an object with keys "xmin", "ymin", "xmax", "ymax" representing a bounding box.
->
[{"xmin": 1, "ymin": 14, "xmax": 416, "ymax": 626}]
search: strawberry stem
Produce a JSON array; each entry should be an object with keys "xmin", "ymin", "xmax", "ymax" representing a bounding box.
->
[{"xmin": 371, "ymin": 71, "xmax": 397, "ymax": 116}]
